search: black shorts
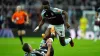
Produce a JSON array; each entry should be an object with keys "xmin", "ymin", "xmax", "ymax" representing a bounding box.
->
[
  {"xmin": 95, "ymin": 21, "xmax": 100, "ymax": 27},
  {"xmin": 16, "ymin": 24, "xmax": 25, "ymax": 30}
]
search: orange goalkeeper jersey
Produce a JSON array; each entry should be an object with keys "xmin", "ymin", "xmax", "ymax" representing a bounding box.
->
[{"xmin": 12, "ymin": 11, "xmax": 27, "ymax": 24}]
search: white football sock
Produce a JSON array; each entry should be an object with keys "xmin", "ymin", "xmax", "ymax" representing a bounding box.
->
[
  {"xmin": 65, "ymin": 38, "xmax": 71, "ymax": 45},
  {"xmin": 39, "ymin": 39, "xmax": 45, "ymax": 49}
]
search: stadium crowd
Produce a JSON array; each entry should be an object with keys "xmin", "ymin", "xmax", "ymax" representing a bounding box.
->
[{"xmin": 0, "ymin": 0, "xmax": 100, "ymax": 38}]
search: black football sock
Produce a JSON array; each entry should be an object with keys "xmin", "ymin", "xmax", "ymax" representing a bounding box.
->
[{"xmin": 19, "ymin": 35, "xmax": 23, "ymax": 45}]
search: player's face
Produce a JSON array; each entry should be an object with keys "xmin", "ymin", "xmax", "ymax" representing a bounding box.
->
[
  {"xmin": 28, "ymin": 44, "xmax": 33, "ymax": 52},
  {"xmin": 42, "ymin": 5, "xmax": 50, "ymax": 10}
]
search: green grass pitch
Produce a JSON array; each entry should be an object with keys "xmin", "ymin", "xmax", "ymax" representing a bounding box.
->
[{"xmin": 0, "ymin": 37, "xmax": 100, "ymax": 56}]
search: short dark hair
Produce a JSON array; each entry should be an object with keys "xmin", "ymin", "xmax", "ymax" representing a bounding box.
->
[
  {"xmin": 42, "ymin": 0, "xmax": 49, "ymax": 5},
  {"xmin": 22, "ymin": 43, "xmax": 30, "ymax": 53}
]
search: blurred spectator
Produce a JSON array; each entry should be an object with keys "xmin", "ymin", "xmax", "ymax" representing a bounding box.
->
[
  {"xmin": 0, "ymin": 13, "xmax": 5, "ymax": 29},
  {"xmin": 0, "ymin": 19, "xmax": 14, "ymax": 38},
  {"xmin": 0, "ymin": 0, "xmax": 100, "ymax": 38},
  {"xmin": 68, "ymin": 8, "xmax": 78, "ymax": 38},
  {"xmin": 29, "ymin": 8, "xmax": 38, "ymax": 30}
]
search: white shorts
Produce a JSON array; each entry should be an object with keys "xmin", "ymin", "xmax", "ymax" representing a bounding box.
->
[
  {"xmin": 94, "ymin": 25, "xmax": 100, "ymax": 31},
  {"xmin": 48, "ymin": 24, "xmax": 65, "ymax": 37}
]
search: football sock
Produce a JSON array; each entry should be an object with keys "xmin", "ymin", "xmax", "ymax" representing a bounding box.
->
[
  {"xmin": 65, "ymin": 38, "xmax": 71, "ymax": 45},
  {"xmin": 39, "ymin": 39, "xmax": 45, "ymax": 48},
  {"xmin": 19, "ymin": 35, "xmax": 23, "ymax": 45}
]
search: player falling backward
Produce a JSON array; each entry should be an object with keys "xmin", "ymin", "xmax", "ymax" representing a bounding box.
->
[
  {"xmin": 12, "ymin": 6, "xmax": 29, "ymax": 45},
  {"xmin": 22, "ymin": 35, "xmax": 54, "ymax": 56},
  {"xmin": 34, "ymin": 1, "xmax": 74, "ymax": 47}
]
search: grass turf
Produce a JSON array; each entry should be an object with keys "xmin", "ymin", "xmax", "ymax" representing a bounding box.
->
[{"xmin": 0, "ymin": 37, "xmax": 100, "ymax": 56}]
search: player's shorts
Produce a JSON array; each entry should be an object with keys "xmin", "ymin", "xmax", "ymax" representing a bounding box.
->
[
  {"xmin": 95, "ymin": 21, "xmax": 100, "ymax": 27},
  {"xmin": 95, "ymin": 18, "xmax": 100, "ymax": 27},
  {"xmin": 94, "ymin": 25, "xmax": 100, "ymax": 31},
  {"xmin": 16, "ymin": 24, "xmax": 25, "ymax": 30},
  {"xmin": 48, "ymin": 24, "xmax": 65, "ymax": 37}
]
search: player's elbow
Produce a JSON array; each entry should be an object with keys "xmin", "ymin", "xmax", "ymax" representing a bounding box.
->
[
  {"xmin": 62, "ymin": 10, "xmax": 67, "ymax": 15},
  {"xmin": 11, "ymin": 19, "xmax": 14, "ymax": 22}
]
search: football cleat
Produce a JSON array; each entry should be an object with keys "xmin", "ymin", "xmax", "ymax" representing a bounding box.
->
[{"xmin": 69, "ymin": 37, "xmax": 74, "ymax": 47}]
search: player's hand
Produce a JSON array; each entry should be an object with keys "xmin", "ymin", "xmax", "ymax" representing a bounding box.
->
[
  {"xmin": 66, "ymin": 23, "xmax": 70, "ymax": 28},
  {"xmin": 13, "ymin": 21, "xmax": 16, "ymax": 24},
  {"xmin": 47, "ymin": 39, "xmax": 52, "ymax": 48},
  {"xmin": 25, "ymin": 21, "xmax": 29, "ymax": 25},
  {"xmin": 12, "ymin": 19, "xmax": 16, "ymax": 24},
  {"xmin": 34, "ymin": 26, "xmax": 39, "ymax": 32}
]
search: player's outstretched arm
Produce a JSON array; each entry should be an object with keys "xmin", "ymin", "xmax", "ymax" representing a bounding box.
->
[
  {"xmin": 62, "ymin": 11, "xmax": 70, "ymax": 28},
  {"xmin": 11, "ymin": 13, "xmax": 16, "ymax": 23},
  {"xmin": 34, "ymin": 19, "xmax": 44, "ymax": 32},
  {"xmin": 96, "ymin": 12, "xmax": 98, "ymax": 19}
]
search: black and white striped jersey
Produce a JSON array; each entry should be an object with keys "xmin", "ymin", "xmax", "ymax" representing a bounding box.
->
[
  {"xmin": 24, "ymin": 49, "xmax": 45, "ymax": 56},
  {"xmin": 24, "ymin": 42, "xmax": 54, "ymax": 56}
]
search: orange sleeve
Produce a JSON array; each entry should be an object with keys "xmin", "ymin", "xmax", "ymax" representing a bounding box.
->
[{"xmin": 23, "ymin": 11, "xmax": 28, "ymax": 16}]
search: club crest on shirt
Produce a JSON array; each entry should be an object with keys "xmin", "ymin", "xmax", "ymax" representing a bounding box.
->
[
  {"xmin": 51, "ymin": 13, "xmax": 54, "ymax": 16},
  {"xmin": 46, "ymin": 14, "xmax": 48, "ymax": 16}
]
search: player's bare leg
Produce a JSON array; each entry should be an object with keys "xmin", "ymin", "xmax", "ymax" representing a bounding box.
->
[
  {"xmin": 44, "ymin": 28, "xmax": 51, "ymax": 40},
  {"xmin": 40, "ymin": 28, "xmax": 51, "ymax": 47},
  {"xmin": 40, "ymin": 27, "xmax": 55, "ymax": 48},
  {"xmin": 50, "ymin": 26, "xmax": 55, "ymax": 41}
]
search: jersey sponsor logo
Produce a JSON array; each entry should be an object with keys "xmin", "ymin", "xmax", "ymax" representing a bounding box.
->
[
  {"xmin": 46, "ymin": 14, "xmax": 48, "ymax": 16},
  {"xmin": 45, "ymin": 12, "xmax": 54, "ymax": 18},
  {"xmin": 46, "ymin": 16, "xmax": 56, "ymax": 19}
]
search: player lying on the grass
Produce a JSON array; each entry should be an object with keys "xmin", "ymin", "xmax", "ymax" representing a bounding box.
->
[
  {"xmin": 34, "ymin": 0, "xmax": 74, "ymax": 47},
  {"xmin": 12, "ymin": 5, "xmax": 29, "ymax": 45},
  {"xmin": 22, "ymin": 38, "xmax": 54, "ymax": 56}
]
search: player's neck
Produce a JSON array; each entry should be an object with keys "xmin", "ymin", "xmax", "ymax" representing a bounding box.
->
[
  {"xmin": 16, "ymin": 10, "xmax": 21, "ymax": 12},
  {"xmin": 30, "ymin": 49, "xmax": 34, "ymax": 52},
  {"xmin": 44, "ymin": 7, "xmax": 50, "ymax": 11}
]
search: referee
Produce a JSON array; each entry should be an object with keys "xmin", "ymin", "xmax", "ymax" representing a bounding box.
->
[{"xmin": 12, "ymin": 5, "xmax": 29, "ymax": 45}]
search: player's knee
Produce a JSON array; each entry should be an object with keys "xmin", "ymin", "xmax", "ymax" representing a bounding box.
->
[
  {"xmin": 18, "ymin": 30, "xmax": 21, "ymax": 35},
  {"xmin": 18, "ymin": 30, "xmax": 25, "ymax": 35},
  {"xmin": 60, "ymin": 41, "xmax": 66, "ymax": 46},
  {"xmin": 22, "ymin": 30, "xmax": 26, "ymax": 35}
]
